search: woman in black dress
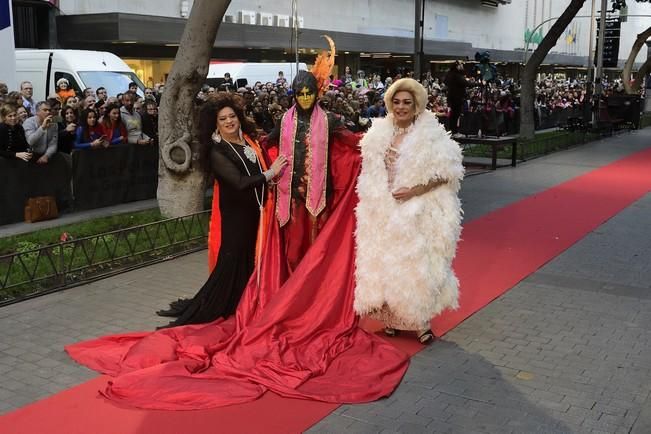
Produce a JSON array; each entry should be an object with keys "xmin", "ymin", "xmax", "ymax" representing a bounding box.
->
[
  {"xmin": 157, "ymin": 93, "xmax": 287, "ymax": 327},
  {"xmin": 0, "ymin": 104, "xmax": 32, "ymax": 161}
]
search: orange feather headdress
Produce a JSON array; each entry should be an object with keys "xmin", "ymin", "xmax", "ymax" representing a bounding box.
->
[{"xmin": 310, "ymin": 35, "xmax": 336, "ymax": 97}]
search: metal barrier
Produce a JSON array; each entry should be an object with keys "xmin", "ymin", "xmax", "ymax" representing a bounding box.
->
[{"xmin": 0, "ymin": 210, "xmax": 210, "ymax": 306}]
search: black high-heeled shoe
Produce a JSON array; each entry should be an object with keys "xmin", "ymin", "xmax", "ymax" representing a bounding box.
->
[
  {"xmin": 156, "ymin": 308, "xmax": 181, "ymax": 317},
  {"xmin": 417, "ymin": 329, "xmax": 434, "ymax": 345},
  {"xmin": 156, "ymin": 298, "xmax": 192, "ymax": 317}
]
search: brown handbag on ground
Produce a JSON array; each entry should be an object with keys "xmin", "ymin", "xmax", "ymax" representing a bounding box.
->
[{"xmin": 24, "ymin": 196, "xmax": 59, "ymax": 223}]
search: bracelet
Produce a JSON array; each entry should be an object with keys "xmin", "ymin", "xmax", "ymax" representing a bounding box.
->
[{"xmin": 263, "ymin": 169, "xmax": 275, "ymax": 182}]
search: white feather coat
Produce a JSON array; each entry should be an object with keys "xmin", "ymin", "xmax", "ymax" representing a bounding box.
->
[{"xmin": 354, "ymin": 111, "xmax": 464, "ymax": 330}]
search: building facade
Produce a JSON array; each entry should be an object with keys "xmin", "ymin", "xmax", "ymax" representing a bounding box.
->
[{"xmin": 13, "ymin": 0, "xmax": 651, "ymax": 84}]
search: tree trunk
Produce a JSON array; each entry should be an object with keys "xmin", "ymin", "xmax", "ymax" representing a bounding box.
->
[
  {"xmin": 520, "ymin": 0, "xmax": 586, "ymax": 140},
  {"xmin": 157, "ymin": 0, "xmax": 232, "ymax": 217},
  {"xmin": 631, "ymin": 57, "xmax": 651, "ymax": 93},
  {"xmin": 622, "ymin": 26, "xmax": 651, "ymax": 94}
]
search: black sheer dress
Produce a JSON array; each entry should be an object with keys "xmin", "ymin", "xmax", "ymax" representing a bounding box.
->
[{"xmin": 158, "ymin": 140, "xmax": 266, "ymax": 327}]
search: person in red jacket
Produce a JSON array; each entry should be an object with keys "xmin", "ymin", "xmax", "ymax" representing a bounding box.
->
[{"xmin": 99, "ymin": 103, "xmax": 127, "ymax": 145}]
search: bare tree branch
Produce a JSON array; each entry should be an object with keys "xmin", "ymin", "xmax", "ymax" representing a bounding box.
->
[
  {"xmin": 622, "ymin": 26, "xmax": 651, "ymax": 94},
  {"xmin": 520, "ymin": 0, "xmax": 587, "ymax": 140}
]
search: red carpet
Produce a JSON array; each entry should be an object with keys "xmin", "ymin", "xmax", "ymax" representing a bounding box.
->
[
  {"xmin": 434, "ymin": 146, "xmax": 651, "ymax": 336},
  {"xmin": 3, "ymin": 147, "xmax": 651, "ymax": 434}
]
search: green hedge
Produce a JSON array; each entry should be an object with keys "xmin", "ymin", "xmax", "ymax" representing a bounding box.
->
[
  {"xmin": 0, "ymin": 209, "xmax": 164, "ymax": 255},
  {"xmin": 0, "ymin": 209, "xmax": 210, "ymax": 302}
]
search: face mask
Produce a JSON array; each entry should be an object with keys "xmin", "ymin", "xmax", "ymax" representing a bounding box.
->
[{"xmin": 296, "ymin": 86, "xmax": 316, "ymax": 111}]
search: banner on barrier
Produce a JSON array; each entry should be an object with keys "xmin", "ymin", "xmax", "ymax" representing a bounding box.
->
[{"xmin": 72, "ymin": 145, "xmax": 158, "ymax": 211}]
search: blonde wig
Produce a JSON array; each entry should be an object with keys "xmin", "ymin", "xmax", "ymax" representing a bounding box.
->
[{"xmin": 383, "ymin": 78, "xmax": 428, "ymax": 116}]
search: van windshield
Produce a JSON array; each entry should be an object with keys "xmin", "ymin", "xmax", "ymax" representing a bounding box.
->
[{"xmin": 78, "ymin": 71, "xmax": 144, "ymax": 97}]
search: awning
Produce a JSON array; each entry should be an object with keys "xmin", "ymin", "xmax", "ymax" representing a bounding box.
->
[{"xmin": 56, "ymin": 12, "xmax": 590, "ymax": 66}]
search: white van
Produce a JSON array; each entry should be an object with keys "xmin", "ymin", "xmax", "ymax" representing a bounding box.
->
[
  {"xmin": 15, "ymin": 49, "xmax": 144, "ymax": 102},
  {"xmin": 206, "ymin": 62, "xmax": 307, "ymax": 90}
]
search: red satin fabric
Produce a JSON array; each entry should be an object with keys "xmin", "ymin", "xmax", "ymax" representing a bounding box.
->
[
  {"xmin": 65, "ymin": 130, "xmax": 409, "ymax": 410},
  {"xmin": 207, "ymin": 180, "xmax": 221, "ymax": 272},
  {"xmin": 282, "ymin": 202, "xmax": 329, "ymax": 272}
]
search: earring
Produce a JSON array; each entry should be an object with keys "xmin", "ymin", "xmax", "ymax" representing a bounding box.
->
[
  {"xmin": 212, "ymin": 130, "xmax": 222, "ymax": 143},
  {"xmin": 238, "ymin": 127, "xmax": 243, "ymax": 141}
]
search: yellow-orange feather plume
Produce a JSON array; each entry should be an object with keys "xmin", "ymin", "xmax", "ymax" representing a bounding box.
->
[{"xmin": 310, "ymin": 35, "xmax": 336, "ymax": 97}]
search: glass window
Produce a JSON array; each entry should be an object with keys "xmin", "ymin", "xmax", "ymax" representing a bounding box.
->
[
  {"xmin": 77, "ymin": 71, "xmax": 145, "ymax": 98},
  {"xmin": 54, "ymin": 72, "xmax": 82, "ymax": 96},
  {"xmin": 435, "ymin": 15, "xmax": 448, "ymax": 40}
]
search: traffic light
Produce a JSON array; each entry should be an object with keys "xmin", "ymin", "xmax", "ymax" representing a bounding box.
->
[{"xmin": 596, "ymin": 17, "xmax": 621, "ymax": 68}]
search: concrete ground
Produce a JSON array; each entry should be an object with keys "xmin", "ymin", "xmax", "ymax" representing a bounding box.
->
[{"xmin": 1, "ymin": 129, "xmax": 651, "ymax": 433}]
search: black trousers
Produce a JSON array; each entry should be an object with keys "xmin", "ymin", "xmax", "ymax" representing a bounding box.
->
[{"xmin": 449, "ymin": 101, "xmax": 463, "ymax": 134}]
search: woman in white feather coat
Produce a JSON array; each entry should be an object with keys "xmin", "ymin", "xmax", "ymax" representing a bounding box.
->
[{"xmin": 354, "ymin": 78, "xmax": 464, "ymax": 344}]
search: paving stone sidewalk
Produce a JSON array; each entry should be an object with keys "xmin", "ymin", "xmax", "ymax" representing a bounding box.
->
[{"xmin": 2, "ymin": 130, "xmax": 651, "ymax": 433}]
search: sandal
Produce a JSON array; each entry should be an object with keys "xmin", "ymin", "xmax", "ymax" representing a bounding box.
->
[
  {"xmin": 384, "ymin": 327, "xmax": 398, "ymax": 337},
  {"xmin": 417, "ymin": 329, "xmax": 434, "ymax": 345}
]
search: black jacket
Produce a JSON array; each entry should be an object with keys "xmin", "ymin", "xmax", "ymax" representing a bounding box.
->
[
  {"xmin": 444, "ymin": 69, "xmax": 468, "ymax": 103},
  {"xmin": 0, "ymin": 123, "xmax": 29, "ymax": 159}
]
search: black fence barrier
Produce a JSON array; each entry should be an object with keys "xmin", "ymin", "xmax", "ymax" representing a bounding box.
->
[
  {"xmin": 0, "ymin": 154, "xmax": 72, "ymax": 225},
  {"xmin": 535, "ymin": 106, "xmax": 587, "ymax": 131},
  {"xmin": 458, "ymin": 105, "xmax": 599, "ymax": 137},
  {"xmin": 72, "ymin": 144, "xmax": 159, "ymax": 211},
  {"xmin": 459, "ymin": 109, "xmax": 520, "ymax": 136},
  {"xmin": 0, "ymin": 210, "xmax": 210, "ymax": 305},
  {"xmin": 605, "ymin": 95, "xmax": 642, "ymax": 128},
  {"xmin": 1, "ymin": 145, "xmax": 158, "ymax": 225}
]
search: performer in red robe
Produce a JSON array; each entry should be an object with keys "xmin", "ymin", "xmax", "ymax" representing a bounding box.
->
[
  {"xmin": 65, "ymin": 38, "xmax": 409, "ymax": 411},
  {"xmin": 269, "ymin": 38, "xmax": 340, "ymax": 271},
  {"xmin": 271, "ymin": 73, "xmax": 330, "ymax": 270}
]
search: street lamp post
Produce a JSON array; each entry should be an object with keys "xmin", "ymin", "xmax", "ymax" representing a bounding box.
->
[
  {"xmin": 587, "ymin": 0, "xmax": 597, "ymax": 88},
  {"xmin": 414, "ymin": 0, "xmax": 424, "ymax": 80},
  {"xmin": 595, "ymin": 0, "xmax": 609, "ymax": 116},
  {"xmin": 586, "ymin": 0, "xmax": 598, "ymax": 124}
]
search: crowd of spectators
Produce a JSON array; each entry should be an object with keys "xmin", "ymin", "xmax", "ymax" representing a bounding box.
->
[
  {"xmin": 189, "ymin": 66, "xmax": 524, "ymax": 137},
  {"xmin": 1, "ymin": 64, "xmax": 638, "ymax": 165},
  {"xmin": 0, "ymin": 79, "xmax": 160, "ymax": 164},
  {"xmin": 193, "ymin": 68, "xmax": 454, "ymax": 136}
]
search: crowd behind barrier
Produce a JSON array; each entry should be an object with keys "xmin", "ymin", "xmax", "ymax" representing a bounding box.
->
[
  {"xmin": 0, "ymin": 78, "xmax": 161, "ymax": 225},
  {"xmin": 1, "ymin": 64, "xmax": 647, "ymax": 226}
]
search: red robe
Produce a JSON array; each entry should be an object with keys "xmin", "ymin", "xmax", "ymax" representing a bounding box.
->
[{"xmin": 65, "ymin": 130, "xmax": 409, "ymax": 410}]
